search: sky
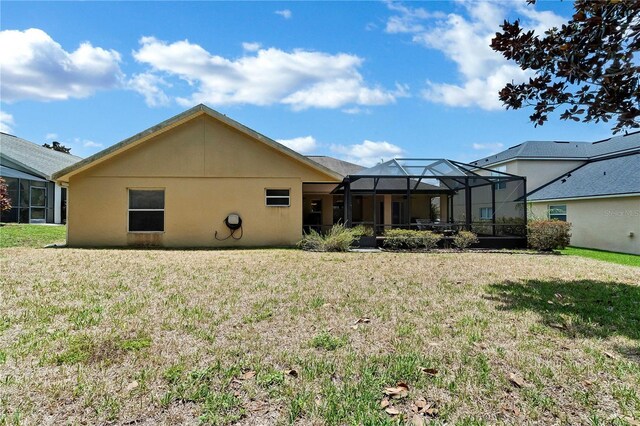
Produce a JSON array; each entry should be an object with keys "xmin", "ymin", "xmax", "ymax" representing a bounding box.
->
[{"xmin": 0, "ymin": 1, "xmax": 616, "ymax": 166}]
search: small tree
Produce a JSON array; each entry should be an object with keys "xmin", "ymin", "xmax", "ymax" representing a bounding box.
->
[
  {"xmin": 43, "ymin": 141, "xmax": 72, "ymax": 154},
  {"xmin": 0, "ymin": 177, "xmax": 11, "ymax": 212}
]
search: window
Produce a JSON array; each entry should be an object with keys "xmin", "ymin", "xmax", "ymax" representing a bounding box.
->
[
  {"xmin": 128, "ymin": 189, "xmax": 165, "ymax": 232},
  {"xmin": 548, "ymin": 205, "xmax": 567, "ymax": 222},
  {"xmin": 479, "ymin": 207, "xmax": 493, "ymax": 220},
  {"xmin": 492, "ymin": 165, "xmax": 507, "ymax": 190},
  {"xmin": 265, "ymin": 189, "xmax": 290, "ymax": 206}
]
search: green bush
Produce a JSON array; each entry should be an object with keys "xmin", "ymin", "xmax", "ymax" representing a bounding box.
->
[
  {"xmin": 420, "ymin": 231, "xmax": 441, "ymax": 250},
  {"xmin": 383, "ymin": 229, "xmax": 441, "ymax": 250},
  {"xmin": 298, "ymin": 224, "xmax": 357, "ymax": 252},
  {"xmin": 527, "ymin": 219, "xmax": 571, "ymax": 251},
  {"xmin": 350, "ymin": 225, "xmax": 374, "ymax": 237},
  {"xmin": 452, "ymin": 231, "xmax": 479, "ymax": 250}
]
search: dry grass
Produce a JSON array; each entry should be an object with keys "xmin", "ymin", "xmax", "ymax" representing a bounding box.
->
[{"xmin": 1, "ymin": 248, "xmax": 639, "ymax": 425}]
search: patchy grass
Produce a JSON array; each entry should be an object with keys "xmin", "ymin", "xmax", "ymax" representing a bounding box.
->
[
  {"xmin": 1, "ymin": 248, "xmax": 639, "ymax": 425},
  {"xmin": 561, "ymin": 246, "xmax": 640, "ymax": 267},
  {"xmin": 0, "ymin": 224, "xmax": 66, "ymax": 248}
]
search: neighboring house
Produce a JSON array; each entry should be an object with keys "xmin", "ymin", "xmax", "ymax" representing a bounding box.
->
[
  {"xmin": 470, "ymin": 132, "xmax": 640, "ymax": 255},
  {"xmin": 1, "ymin": 133, "xmax": 82, "ymax": 224},
  {"xmin": 54, "ymin": 105, "xmax": 526, "ymax": 248}
]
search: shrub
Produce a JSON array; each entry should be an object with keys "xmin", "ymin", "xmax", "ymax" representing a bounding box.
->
[
  {"xmin": 383, "ymin": 229, "xmax": 421, "ymax": 250},
  {"xmin": 452, "ymin": 231, "xmax": 479, "ymax": 250},
  {"xmin": 350, "ymin": 225, "xmax": 374, "ymax": 237},
  {"xmin": 420, "ymin": 231, "xmax": 441, "ymax": 250},
  {"xmin": 383, "ymin": 229, "xmax": 441, "ymax": 250},
  {"xmin": 527, "ymin": 219, "xmax": 571, "ymax": 251},
  {"xmin": 298, "ymin": 224, "xmax": 356, "ymax": 252}
]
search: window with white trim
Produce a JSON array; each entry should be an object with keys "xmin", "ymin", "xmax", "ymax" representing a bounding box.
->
[
  {"xmin": 265, "ymin": 189, "xmax": 290, "ymax": 206},
  {"xmin": 479, "ymin": 207, "xmax": 493, "ymax": 220},
  {"xmin": 128, "ymin": 189, "xmax": 165, "ymax": 232},
  {"xmin": 492, "ymin": 165, "xmax": 507, "ymax": 190},
  {"xmin": 548, "ymin": 205, "xmax": 567, "ymax": 222}
]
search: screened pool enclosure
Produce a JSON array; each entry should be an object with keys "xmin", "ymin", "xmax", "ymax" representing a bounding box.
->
[{"xmin": 332, "ymin": 158, "xmax": 527, "ymax": 247}]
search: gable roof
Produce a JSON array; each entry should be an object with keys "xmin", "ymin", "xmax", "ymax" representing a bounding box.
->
[
  {"xmin": 528, "ymin": 152, "xmax": 640, "ymax": 201},
  {"xmin": 306, "ymin": 156, "xmax": 364, "ymax": 177},
  {"xmin": 0, "ymin": 132, "xmax": 82, "ymax": 180},
  {"xmin": 53, "ymin": 104, "xmax": 343, "ymax": 182},
  {"xmin": 470, "ymin": 130, "xmax": 640, "ymax": 168}
]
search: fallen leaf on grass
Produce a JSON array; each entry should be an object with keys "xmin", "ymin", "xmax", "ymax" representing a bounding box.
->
[
  {"xmin": 508, "ymin": 373, "xmax": 527, "ymax": 388},
  {"xmin": 623, "ymin": 417, "xmax": 640, "ymax": 426},
  {"xmin": 415, "ymin": 397, "xmax": 427, "ymax": 408},
  {"xmin": 285, "ymin": 369, "xmax": 298, "ymax": 377},
  {"xmin": 385, "ymin": 407, "xmax": 400, "ymax": 415},
  {"xmin": 419, "ymin": 367, "xmax": 438, "ymax": 376},
  {"xmin": 380, "ymin": 398, "xmax": 390, "ymax": 408},
  {"xmin": 549, "ymin": 322, "xmax": 566, "ymax": 330},
  {"xmin": 411, "ymin": 414, "xmax": 426, "ymax": 426},
  {"xmin": 384, "ymin": 382, "xmax": 409, "ymax": 399},
  {"xmin": 126, "ymin": 381, "xmax": 138, "ymax": 391},
  {"xmin": 238, "ymin": 370, "xmax": 256, "ymax": 380}
]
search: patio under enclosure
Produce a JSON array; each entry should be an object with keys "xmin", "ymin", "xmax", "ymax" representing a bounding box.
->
[{"xmin": 314, "ymin": 158, "xmax": 528, "ymax": 248}]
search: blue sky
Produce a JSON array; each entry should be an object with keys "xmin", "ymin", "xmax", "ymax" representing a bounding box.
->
[{"xmin": 1, "ymin": 1, "xmax": 615, "ymax": 165}]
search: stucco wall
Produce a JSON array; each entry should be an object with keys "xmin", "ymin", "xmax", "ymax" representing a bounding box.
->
[
  {"xmin": 507, "ymin": 159, "xmax": 585, "ymax": 191},
  {"xmin": 530, "ymin": 197, "xmax": 640, "ymax": 255},
  {"xmin": 67, "ymin": 114, "xmax": 338, "ymax": 247}
]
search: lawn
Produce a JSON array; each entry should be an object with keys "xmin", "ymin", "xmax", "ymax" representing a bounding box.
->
[
  {"xmin": 1, "ymin": 248, "xmax": 639, "ymax": 425},
  {"xmin": 0, "ymin": 224, "xmax": 66, "ymax": 248},
  {"xmin": 561, "ymin": 246, "xmax": 640, "ymax": 267}
]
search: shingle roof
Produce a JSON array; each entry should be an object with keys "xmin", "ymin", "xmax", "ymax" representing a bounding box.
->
[
  {"xmin": 470, "ymin": 131, "xmax": 640, "ymax": 167},
  {"xmin": 306, "ymin": 156, "xmax": 364, "ymax": 177},
  {"xmin": 528, "ymin": 153, "xmax": 640, "ymax": 201},
  {"xmin": 0, "ymin": 132, "xmax": 82, "ymax": 180}
]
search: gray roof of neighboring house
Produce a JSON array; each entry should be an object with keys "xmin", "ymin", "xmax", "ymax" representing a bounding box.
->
[
  {"xmin": 528, "ymin": 153, "xmax": 640, "ymax": 201},
  {"xmin": 306, "ymin": 155, "xmax": 364, "ymax": 177},
  {"xmin": 470, "ymin": 131, "xmax": 640, "ymax": 167},
  {"xmin": 0, "ymin": 165, "xmax": 48, "ymax": 181},
  {"xmin": 0, "ymin": 132, "xmax": 82, "ymax": 180}
]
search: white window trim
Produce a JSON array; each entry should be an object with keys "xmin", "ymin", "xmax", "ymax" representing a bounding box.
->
[
  {"xmin": 127, "ymin": 188, "xmax": 165, "ymax": 233},
  {"xmin": 548, "ymin": 204, "xmax": 567, "ymax": 221},
  {"xmin": 265, "ymin": 188, "xmax": 290, "ymax": 207},
  {"xmin": 492, "ymin": 166, "xmax": 507, "ymax": 190},
  {"xmin": 479, "ymin": 207, "xmax": 493, "ymax": 220}
]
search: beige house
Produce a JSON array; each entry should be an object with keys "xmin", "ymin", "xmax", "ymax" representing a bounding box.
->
[
  {"xmin": 54, "ymin": 105, "xmax": 527, "ymax": 248},
  {"xmin": 53, "ymin": 105, "xmax": 343, "ymax": 247},
  {"xmin": 470, "ymin": 134, "xmax": 640, "ymax": 255}
]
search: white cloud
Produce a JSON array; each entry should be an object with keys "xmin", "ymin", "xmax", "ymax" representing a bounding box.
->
[
  {"xmin": 330, "ymin": 140, "xmax": 404, "ymax": 166},
  {"xmin": 342, "ymin": 106, "xmax": 371, "ymax": 115},
  {"xmin": 128, "ymin": 72, "xmax": 171, "ymax": 107},
  {"xmin": 384, "ymin": 2, "xmax": 444, "ymax": 34},
  {"xmin": 0, "ymin": 111, "xmax": 15, "ymax": 133},
  {"xmin": 242, "ymin": 42, "xmax": 262, "ymax": 52},
  {"xmin": 45, "ymin": 133, "xmax": 58, "ymax": 140},
  {"xmin": 276, "ymin": 136, "xmax": 318, "ymax": 153},
  {"xmin": 83, "ymin": 140, "xmax": 103, "ymax": 148},
  {"xmin": 275, "ymin": 9, "xmax": 292, "ymax": 19},
  {"xmin": 385, "ymin": 1, "xmax": 565, "ymax": 110},
  {"xmin": 132, "ymin": 36, "xmax": 404, "ymax": 110},
  {"xmin": 0, "ymin": 28, "xmax": 123, "ymax": 102},
  {"xmin": 472, "ymin": 142, "xmax": 504, "ymax": 153}
]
